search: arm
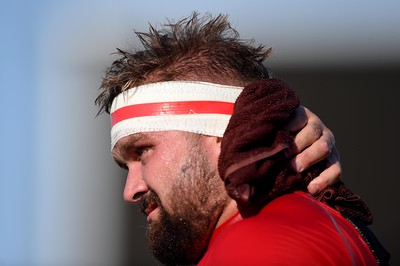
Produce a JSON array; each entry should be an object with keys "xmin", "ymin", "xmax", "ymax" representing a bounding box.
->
[{"xmin": 284, "ymin": 106, "xmax": 342, "ymax": 194}]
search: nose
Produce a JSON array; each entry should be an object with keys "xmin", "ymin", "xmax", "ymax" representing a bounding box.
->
[{"xmin": 123, "ymin": 163, "xmax": 148, "ymax": 203}]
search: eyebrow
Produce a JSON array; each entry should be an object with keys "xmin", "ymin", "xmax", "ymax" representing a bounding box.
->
[{"xmin": 113, "ymin": 158, "xmax": 128, "ymax": 170}]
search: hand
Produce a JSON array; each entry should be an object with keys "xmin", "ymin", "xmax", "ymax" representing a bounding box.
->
[{"xmin": 284, "ymin": 106, "xmax": 342, "ymax": 195}]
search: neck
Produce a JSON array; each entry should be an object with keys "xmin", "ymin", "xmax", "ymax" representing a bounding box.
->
[{"xmin": 216, "ymin": 199, "xmax": 239, "ymax": 228}]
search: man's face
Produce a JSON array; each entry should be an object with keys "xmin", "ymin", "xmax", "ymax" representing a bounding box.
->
[{"xmin": 112, "ymin": 131, "xmax": 230, "ymax": 264}]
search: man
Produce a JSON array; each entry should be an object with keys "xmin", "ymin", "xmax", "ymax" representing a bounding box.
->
[{"xmin": 96, "ymin": 13, "xmax": 382, "ymax": 265}]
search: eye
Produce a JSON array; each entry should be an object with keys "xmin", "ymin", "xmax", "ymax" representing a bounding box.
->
[{"xmin": 135, "ymin": 146, "xmax": 151, "ymax": 162}]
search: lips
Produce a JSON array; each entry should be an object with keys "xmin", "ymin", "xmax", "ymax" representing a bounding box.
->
[
  {"xmin": 146, "ymin": 206, "xmax": 160, "ymax": 222},
  {"xmin": 144, "ymin": 201, "xmax": 159, "ymax": 221},
  {"xmin": 140, "ymin": 192, "xmax": 161, "ymax": 222}
]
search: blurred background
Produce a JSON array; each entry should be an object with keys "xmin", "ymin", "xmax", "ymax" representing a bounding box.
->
[{"xmin": 1, "ymin": 1, "xmax": 399, "ymax": 265}]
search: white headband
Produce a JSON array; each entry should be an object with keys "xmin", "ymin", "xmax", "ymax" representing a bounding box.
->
[{"xmin": 110, "ymin": 81, "xmax": 243, "ymax": 150}]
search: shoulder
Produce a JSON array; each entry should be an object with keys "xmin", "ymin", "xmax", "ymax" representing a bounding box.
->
[
  {"xmin": 202, "ymin": 192, "xmax": 318, "ymax": 264},
  {"xmin": 199, "ymin": 191, "xmax": 373, "ymax": 266}
]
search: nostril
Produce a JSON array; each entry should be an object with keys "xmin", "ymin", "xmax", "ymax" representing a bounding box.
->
[{"xmin": 132, "ymin": 191, "xmax": 146, "ymax": 202}]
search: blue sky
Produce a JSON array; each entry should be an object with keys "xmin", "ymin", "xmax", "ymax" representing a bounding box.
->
[{"xmin": 1, "ymin": 0, "xmax": 399, "ymax": 264}]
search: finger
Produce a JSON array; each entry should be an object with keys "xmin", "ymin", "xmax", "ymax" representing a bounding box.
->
[
  {"xmin": 283, "ymin": 106, "xmax": 307, "ymax": 132},
  {"xmin": 289, "ymin": 119, "xmax": 325, "ymax": 157},
  {"xmin": 290, "ymin": 127, "xmax": 334, "ymax": 172},
  {"xmin": 307, "ymin": 147, "xmax": 342, "ymax": 195},
  {"xmin": 285, "ymin": 106, "xmax": 332, "ymax": 159}
]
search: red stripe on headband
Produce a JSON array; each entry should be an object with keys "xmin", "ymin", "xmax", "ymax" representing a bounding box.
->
[{"xmin": 111, "ymin": 101, "xmax": 234, "ymax": 126}]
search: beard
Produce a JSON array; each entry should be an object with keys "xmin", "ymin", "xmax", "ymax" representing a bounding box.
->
[{"xmin": 140, "ymin": 138, "xmax": 229, "ymax": 265}]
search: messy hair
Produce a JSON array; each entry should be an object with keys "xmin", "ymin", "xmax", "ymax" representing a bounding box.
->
[{"xmin": 96, "ymin": 12, "xmax": 271, "ymax": 114}]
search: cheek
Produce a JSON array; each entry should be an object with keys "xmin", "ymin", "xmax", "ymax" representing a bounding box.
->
[
  {"xmin": 143, "ymin": 148, "xmax": 186, "ymax": 200},
  {"xmin": 157, "ymin": 142, "xmax": 188, "ymax": 175}
]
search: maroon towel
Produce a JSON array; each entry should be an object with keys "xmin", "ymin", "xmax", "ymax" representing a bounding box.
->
[{"xmin": 218, "ymin": 78, "xmax": 372, "ymax": 224}]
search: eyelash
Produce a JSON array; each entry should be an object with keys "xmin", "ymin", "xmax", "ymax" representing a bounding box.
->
[{"xmin": 135, "ymin": 147, "xmax": 150, "ymax": 161}]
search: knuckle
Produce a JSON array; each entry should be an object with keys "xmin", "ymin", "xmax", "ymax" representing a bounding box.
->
[
  {"xmin": 318, "ymin": 141, "xmax": 332, "ymax": 156},
  {"xmin": 309, "ymin": 122, "xmax": 323, "ymax": 139}
]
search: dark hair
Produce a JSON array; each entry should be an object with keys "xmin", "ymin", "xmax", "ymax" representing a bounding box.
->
[{"xmin": 96, "ymin": 12, "xmax": 271, "ymax": 114}]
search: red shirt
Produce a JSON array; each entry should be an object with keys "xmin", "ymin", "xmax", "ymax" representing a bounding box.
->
[{"xmin": 199, "ymin": 191, "xmax": 377, "ymax": 266}]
